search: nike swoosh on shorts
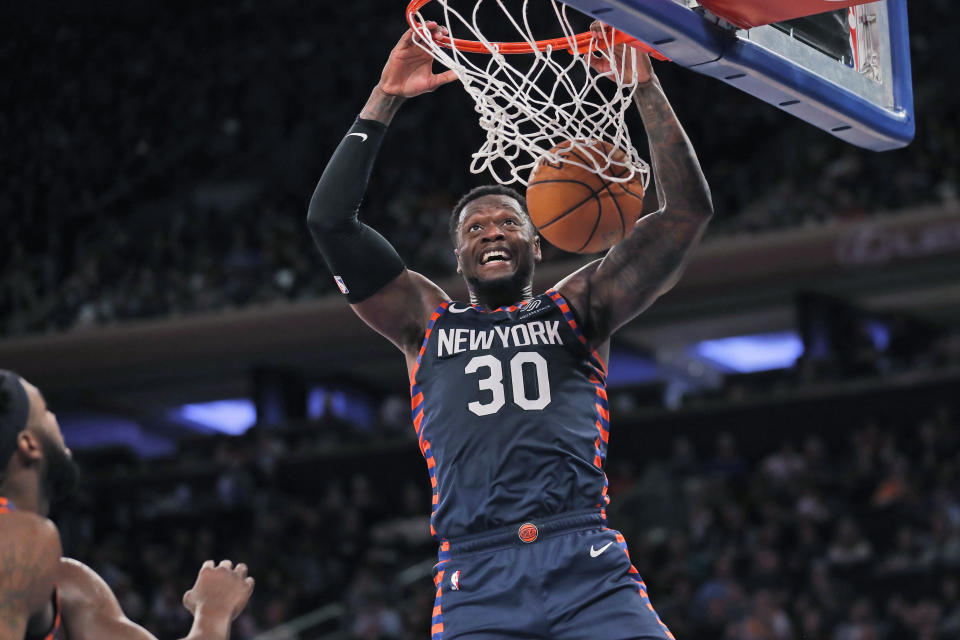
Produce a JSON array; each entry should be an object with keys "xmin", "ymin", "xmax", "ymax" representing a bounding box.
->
[{"xmin": 589, "ymin": 541, "xmax": 613, "ymax": 557}]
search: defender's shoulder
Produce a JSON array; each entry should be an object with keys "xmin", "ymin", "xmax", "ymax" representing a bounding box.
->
[
  {"xmin": 1, "ymin": 509, "xmax": 59, "ymax": 538},
  {"xmin": 0, "ymin": 512, "xmax": 62, "ymax": 610},
  {"xmin": 1, "ymin": 511, "xmax": 61, "ymax": 561}
]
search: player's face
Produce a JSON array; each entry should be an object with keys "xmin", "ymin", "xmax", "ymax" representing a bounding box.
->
[
  {"xmin": 22, "ymin": 380, "xmax": 79, "ymax": 506},
  {"xmin": 455, "ymin": 195, "xmax": 541, "ymax": 289}
]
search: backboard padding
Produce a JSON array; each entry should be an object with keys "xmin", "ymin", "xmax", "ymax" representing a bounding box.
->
[{"xmin": 562, "ymin": 0, "xmax": 914, "ymax": 150}]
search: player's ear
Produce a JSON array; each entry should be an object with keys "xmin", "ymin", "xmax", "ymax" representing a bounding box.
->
[
  {"xmin": 454, "ymin": 248, "xmax": 462, "ymax": 274},
  {"xmin": 533, "ymin": 235, "xmax": 542, "ymax": 263},
  {"xmin": 17, "ymin": 430, "xmax": 43, "ymax": 463}
]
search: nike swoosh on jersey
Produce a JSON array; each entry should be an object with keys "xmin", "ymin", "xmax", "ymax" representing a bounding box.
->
[
  {"xmin": 347, "ymin": 132, "xmax": 368, "ymax": 142},
  {"xmin": 447, "ymin": 303, "xmax": 474, "ymax": 314},
  {"xmin": 589, "ymin": 541, "xmax": 614, "ymax": 557}
]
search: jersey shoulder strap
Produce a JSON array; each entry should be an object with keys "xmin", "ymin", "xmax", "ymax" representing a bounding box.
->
[{"xmin": 25, "ymin": 591, "xmax": 63, "ymax": 640}]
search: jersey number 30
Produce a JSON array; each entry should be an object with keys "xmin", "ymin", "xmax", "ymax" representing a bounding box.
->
[{"xmin": 464, "ymin": 352, "xmax": 551, "ymax": 416}]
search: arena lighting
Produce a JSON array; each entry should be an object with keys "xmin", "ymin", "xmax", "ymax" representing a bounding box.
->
[
  {"xmin": 865, "ymin": 320, "xmax": 891, "ymax": 351},
  {"xmin": 605, "ymin": 349, "xmax": 660, "ymax": 387},
  {"xmin": 59, "ymin": 414, "xmax": 175, "ymax": 458},
  {"xmin": 170, "ymin": 398, "xmax": 257, "ymax": 435},
  {"xmin": 692, "ymin": 331, "xmax": 804, "ymax": 373},
  {"xmin": 307, "ymin": 387, "xmax": 347, "ymax": 419},
  {"xmin": 307, "ymin": 387, "xmax": 376, "ymax": 427}
]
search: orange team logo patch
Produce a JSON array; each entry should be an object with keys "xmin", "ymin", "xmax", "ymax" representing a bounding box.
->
[{"xmin": 518, "ymin": 523, "xmax": 538, "ymax": 543}]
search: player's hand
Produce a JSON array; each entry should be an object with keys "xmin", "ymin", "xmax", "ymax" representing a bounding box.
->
[
  {"xmin": 588, "ymin": 21, "xmax": 654, "ymax": 85},
  {"xmin": 182, "ymin": 559, "xmax": 255, "ymax": 621},
  {"xmin": 378, "ymin": 22, "xmax": 459, "ymax": 98}
]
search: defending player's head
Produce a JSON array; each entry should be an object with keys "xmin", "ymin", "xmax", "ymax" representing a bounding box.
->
[
  {"xmin": 450, "ymin": 185, "xmax": 542, "ymax": 301},
  {"xmin": 0, "ymin": 370, "xmax": 79, "ymax": 515}
]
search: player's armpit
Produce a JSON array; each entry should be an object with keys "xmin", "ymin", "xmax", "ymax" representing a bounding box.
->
[
  {"xmin": 57, "ymin": 558, "xmax": 158, "ymax": 640},
  {"xmin": 0, "ymin": 513, "xmax": 62, "ymax": 639},
  {"xmin": 351, "ymin": 269, "xmax": 449, "ymax": 356}
]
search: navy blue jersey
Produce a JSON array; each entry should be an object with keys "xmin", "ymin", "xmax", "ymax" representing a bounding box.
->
[{"xmin": 409, "ymin": 289, "xmax": 611, "ymax": 543}]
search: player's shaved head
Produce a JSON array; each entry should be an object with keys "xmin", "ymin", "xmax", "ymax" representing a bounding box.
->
[{"xmin": 450, "ymin": 184, "xmax": 532, "ymax": 245}]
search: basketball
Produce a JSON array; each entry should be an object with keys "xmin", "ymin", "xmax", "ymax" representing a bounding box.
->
[{"xmin": 526, "ymin": 140, "xmax": 645, "ymax": 254}]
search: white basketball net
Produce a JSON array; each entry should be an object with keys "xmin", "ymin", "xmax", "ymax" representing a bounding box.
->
[{"xmin": 409, "ymin": 0, "xmax": 650, "ymax": 188}]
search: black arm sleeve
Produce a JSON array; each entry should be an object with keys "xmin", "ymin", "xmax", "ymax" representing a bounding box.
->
[{"xmin": 306, "ymin": 117, "xmax": 406, "ymax": 303}]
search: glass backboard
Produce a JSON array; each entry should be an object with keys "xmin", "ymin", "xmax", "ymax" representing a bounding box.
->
[{"xmin": 560, "ymin": 0, "xmax": 914, "ymax": 150}]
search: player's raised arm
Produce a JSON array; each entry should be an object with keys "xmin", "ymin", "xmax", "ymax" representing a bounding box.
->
[
  {"xmin": 58, "ymin": 557, "xmax": 254, "ymax": 640},
  {"xmin": 560, "ymin": 23, "xmax": 713, "ymax": 344},
  {"xmin": 306, "ymin": 24, "xmax": 457, "ymax": 356}
]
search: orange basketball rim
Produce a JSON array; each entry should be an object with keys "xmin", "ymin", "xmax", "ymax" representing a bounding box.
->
[{"xmin": 405, "ymin": 0, "xmax": 669, "ymax": 59}]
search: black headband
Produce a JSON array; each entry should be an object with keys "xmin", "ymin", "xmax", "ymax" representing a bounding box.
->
[{"xmin": 0, "ymin": 370, "xmax": 30, "ymax": 470}]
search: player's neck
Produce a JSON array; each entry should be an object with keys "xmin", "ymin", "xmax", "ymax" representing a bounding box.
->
[
  {"xmin": 0, "ymin": 473, "xmax": 44, "ymax": 516},
  {"xmin": 468, "ymin": 282, "xmax": 535, "ymax": 310}
]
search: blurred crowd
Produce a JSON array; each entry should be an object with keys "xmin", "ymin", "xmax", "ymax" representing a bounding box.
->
[
  {"xmin": 613, "ymin": 404, "xmax": 960, "ymax": 640},
  {"xmin": 55, "ymin": 389, "xmax": 960, "ymax": 639},
  {"xmin": 2, "ymin": 0, "xmax": 957, "ymax": 336}
]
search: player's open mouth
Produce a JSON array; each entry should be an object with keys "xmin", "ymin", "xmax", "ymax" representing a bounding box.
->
[{"xmin": 480, "ymin": 249, "xmax": 512, "ymax": 265}]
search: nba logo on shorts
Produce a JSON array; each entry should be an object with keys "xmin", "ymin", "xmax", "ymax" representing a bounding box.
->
[
  {"xmin": 450, "ymin": 570, "xmax": 461, "ymax": 591},
  {"xmin": 333, "ymin": 275, "xmax": 349, "ymax": 295}
]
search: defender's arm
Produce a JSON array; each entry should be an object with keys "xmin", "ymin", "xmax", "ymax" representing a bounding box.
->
[
  {"xmin": 58, "ymin": 558, "xmax": 254, "ymax": 640},
  {"xmin": 57, "ymin": 558, "xmax": 159, "ymax": 640},
  {"xmin": 307, "ymin": 26, "xmax": 456, "ymax": 355}
]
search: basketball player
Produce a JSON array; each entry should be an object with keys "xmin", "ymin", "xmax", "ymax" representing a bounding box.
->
[
  {"xmin": 0, "ymin": 370, "xmax": 255, "ymax": 640},
  {"xmin": 307, "ymin": 21, "xmax": 711, "ymax": 639}
]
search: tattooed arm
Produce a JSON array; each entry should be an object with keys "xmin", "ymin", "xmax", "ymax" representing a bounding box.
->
[{"xmin": 557, "ymin": 32, "xmax": 713, "ymax": 344}]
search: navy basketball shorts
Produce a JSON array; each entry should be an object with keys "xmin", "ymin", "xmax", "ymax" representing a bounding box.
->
[{"xmin": 430, "ymin": 510, "xmax": 675, "ymax": 640}]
